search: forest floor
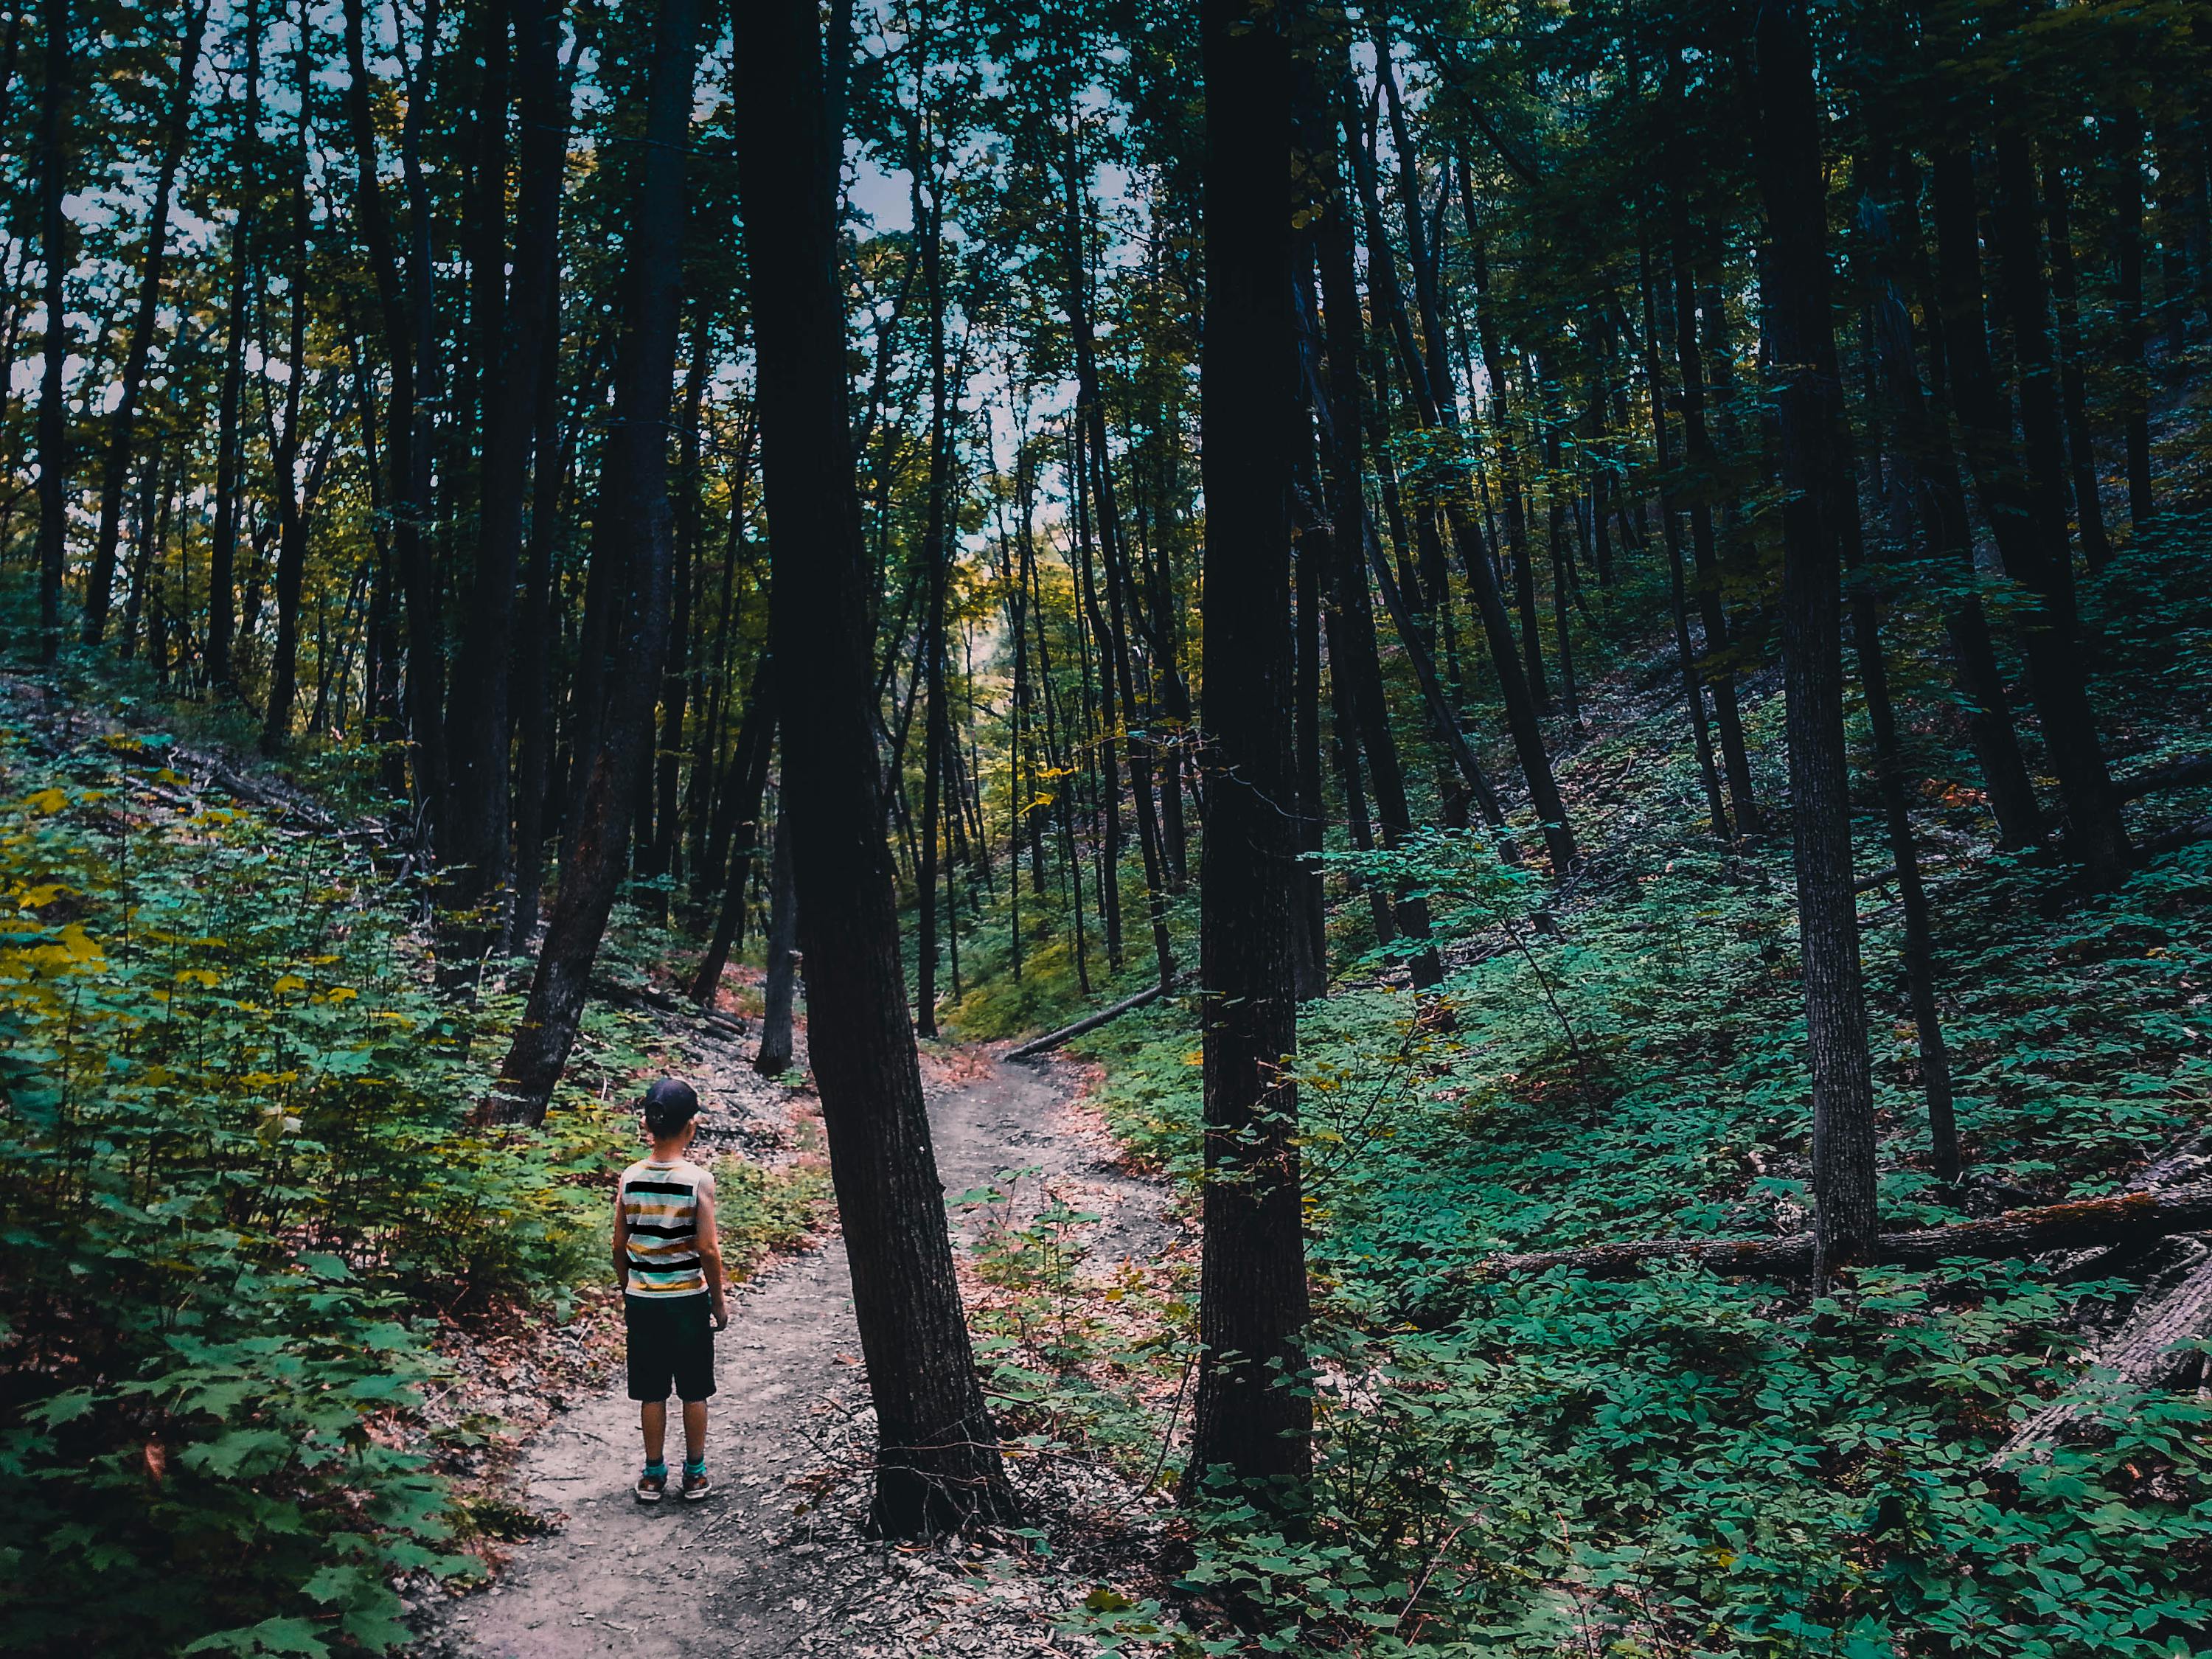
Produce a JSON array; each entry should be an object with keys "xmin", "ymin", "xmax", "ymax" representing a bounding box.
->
[{"xmin": 417, "ymin": 1018, "xmax": 1172, "ymax": 1659}]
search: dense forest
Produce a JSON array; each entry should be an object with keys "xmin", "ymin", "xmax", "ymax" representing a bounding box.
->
[{"xmin": 3, "ymin": 0, "xmax": 2211, "ymax": 1651}]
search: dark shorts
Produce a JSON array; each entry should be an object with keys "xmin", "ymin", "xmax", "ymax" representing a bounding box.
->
[{"xmin": 624, "ymin": 1293, "xmax": 715, "ymax": 1403}]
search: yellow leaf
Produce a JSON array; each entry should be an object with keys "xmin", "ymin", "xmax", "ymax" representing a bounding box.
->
[
  {"xmin": 272, "ymin": 974, "xmax": 308, "ymax": 994},
  {"xmin": 14, "ymin": 883, "xmax": 67, "ymax": 908},
  {"xmin": 175, "ymin": 967, "xmax": 221, "ymax": 988},
  {"xmin": 324, "ymin": 986, "xmax": 358, "ymax": 1003},
  {"xmin": 22, "ymin": 789, "xmax": 68, "ymax": 815},
  {"xmin": 58, "ymin": 923, "xmax": 102, "ymax": 963}
]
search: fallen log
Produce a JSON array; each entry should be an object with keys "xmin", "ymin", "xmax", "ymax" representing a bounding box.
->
[
  {"xmin": 2116, "ymin": 753, "xmax": 2212, "ymax": 801},
  {"xmin": 1996, "ymin": 1243, "xmax": 2212, "ymax": 1461},
  {"xmin": 1007, "ymin": 976, "xmax": 1182, "ymax": 1062},
  {"xmin": 1470, "ymin": 1183, "xmax": 2212, "ymax": 1282}
]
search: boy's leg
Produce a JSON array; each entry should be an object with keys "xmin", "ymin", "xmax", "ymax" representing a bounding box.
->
[
  {"xmin": 681, "ymin": 1399, "xmax": 707, "ymax": 1463},
  {"xmin": 641, "ymin": 1400, "xmax": 667, "ymax": 1465}
]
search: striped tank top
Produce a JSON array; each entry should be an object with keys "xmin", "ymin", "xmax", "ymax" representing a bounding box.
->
[{"xmin": 619, "ymin": 1158, "xmax": 714, "ymax": 1298}]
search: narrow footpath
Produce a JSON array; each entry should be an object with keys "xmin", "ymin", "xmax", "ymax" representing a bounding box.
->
[{"xmin": 425, "ymin": 1041, "xmax": 1163, "ymax": 1659}]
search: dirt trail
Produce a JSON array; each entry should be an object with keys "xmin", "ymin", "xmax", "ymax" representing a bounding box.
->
[{"xmin": 426, "ymin": 1045, "xmax": 1162, "ymax": 1659}]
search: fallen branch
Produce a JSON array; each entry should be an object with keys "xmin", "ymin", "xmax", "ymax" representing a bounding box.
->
[
  {"xmin": 1470, "ymin": 1183, "xmax": 2212, "ymax": 1282},
  {"xmin": 1007, "ymin": 977, "xmax": 1181, "ymax": 1062}
]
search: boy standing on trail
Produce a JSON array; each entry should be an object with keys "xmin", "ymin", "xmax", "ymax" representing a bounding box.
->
[{"xmin": 613, "ymin": 1078, "xmax": 728, "ymax": 1503}]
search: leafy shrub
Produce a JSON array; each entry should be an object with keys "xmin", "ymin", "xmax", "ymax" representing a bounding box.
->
[{"xmin": 0, "ymin": 724, "xmax": 619, "ymax": 1657}]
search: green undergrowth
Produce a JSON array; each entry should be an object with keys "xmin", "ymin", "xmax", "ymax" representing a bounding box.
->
[
  {"xmin": 714, "ymin": 1152, "xmax": 835, "ymax": 1278},
  {"xmin": 0, "ymin": 699, "xmax": 657, "ymax": 1658},
  {"xmin": 1053, "ymin": 533, "xmax": 2212, "ymax": 1655}
]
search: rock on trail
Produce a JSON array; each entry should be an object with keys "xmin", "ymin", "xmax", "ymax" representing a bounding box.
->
[{"xmin": 422, "ymin": 1047, "xmax": 1163, "ymax": 1659}]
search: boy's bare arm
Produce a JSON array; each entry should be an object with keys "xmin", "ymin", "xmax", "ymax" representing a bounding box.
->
[
  {"xmin": 611, "ymin": 1183, "xmax": 630, "ymax": 1290},
  {"xmin": 695, "ymin": 1177, "xmax": 730, "ymax": 1329}
]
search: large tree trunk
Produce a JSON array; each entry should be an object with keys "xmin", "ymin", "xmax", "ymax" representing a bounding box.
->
[
  {"xmin": 444, "ymin": 0, "xmax": 566, "ymax": 949},
  {"xmin": 494, "ymin": 0, "xmax": 697, "ymax": 1117},
  {"xmin": 1184, "ymin": 0, "xmax": 1312, "ymax": 1511},
  {"xmin": 1752, "ymin": 0, "xmax": 1878, "ymax": 1281},
  {"xmin": 733, "ymin": 0, "xmax": 1015, "ymax": 1538},
  {"xmin": 83, "ymin": 0, "xmax": 209, "ymax": 645}
]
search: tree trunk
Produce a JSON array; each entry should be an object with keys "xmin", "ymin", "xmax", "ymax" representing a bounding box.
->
[
  {"xmin": 446, "ymin": 0, "xmax": 566, "ymax": 946},
  {"xmin": 495, "ymin": 0, "xmax": 697, "ymax": 1114},
  {"xmin": 733, "ymin": 0, "xmax": 1015, "ymax": 1537},
  {"xmin": 1667, "ymin": 190, "xmax": 1762, "ymax": 837},
  {"xmin": 650, "ymin": 310, "xmax": 709, "ymax": 891},
  {"xmin": 260, "ymin": 40, "xmax": 316, "ymax": 754},
  {"xmin": 689, "ymin": 671, "xmax": 774, "ymax": 1004},
  {"xmin": 914, "ymin": 168, "xmax": 950, "ymax": 1039},
  {"xmin": 1930, "ymin": 138, "xmax": 2129, "ymax": 882},
  {"xmin": 341, "ymin": 0, "xmax": 442, "ymax": 815},
  {"xmin": 83, "ymin": 0, "xmax": 209, "ymax": 644},
  {"xmin": 34, "ymin": 0, "xmax": 69, "ymax": 663},
  {"xmin": 1752, "ymin": 0, "xmax": 1879, "ymax": 1281},
  {"xmin": 1185, "ymin": 0, "xmax": 1311, "ymax": 1512},
  {"xmin": 2041, "ymin": 151, "xmax": 2113, "ymax": 569},
  {"xmin": 2112, "ymin": 102, "xmax": 2153, "ymax": 528},
  {"xmin": 506, "ymin": 281, "xmax": 571, "ymax": 952},
  {"xmin": 1636, "ymin": 223, "xmax": 1731, "ymax": 838},
  {"xmin": 1292, "ymin": 476, "xmax": 1328, "ymax": 1001},
  {"xmin": 1857, "ymin": 152, "xmax": 2046, "ymax": 851},
  {"xmin": 754, "ymin": 804, "xmax": 799, "ymax": 1077}
]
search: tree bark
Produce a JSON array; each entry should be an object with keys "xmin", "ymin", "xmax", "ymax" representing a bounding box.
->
[
  {"xmin": 1666, "ymin": 183, "xmax": 1762, "ymax": 838},
  {"xmin": 2111, "ymin": 102, "xmax": 2154, "ymax": 529},
  {"xmin": 1930, "ymin": 138, "xmax": 2129, "ymax": 882},
  {"xmin": 260, "ymin": 34, "xmax": 318, "ymax": 754},
  {"xmin": 733, "ymin": 0, "xmax": 1015, "ymax": 1537},
  {"xmin": 495, "ymin": 0, "xmax": 698, "ymax": 1113},
  {"xmin": 1636, "ymin": 223, "xmax": 1731, "ymax": 839},
  {"xmin": 341, "ymin": 0, "xmax": 442, "ymax": 817},
  {"xmin": 753, "ymin": 804, "xmax": 799, "ymax": 1077},
  {"xmin": 2041, "ymin": 151, "xmax": 2113, "ymax": 570},
  {"xmin": 689, "ymin": 668, "xmax": 774, "ymax": 1004},
  {"xmin": 1856, "ymin": 152, "xmax": 2045, "ymax": 851},
  {"xmin": 1752, "ymin": 0, "xmax": 1879, "ymax": 1281},
  {"xmin": 445, "ymin": 0, "xmax": 567, "ymax": 945},
  {"xmin": 34, "ymin": 0, "xmax": 68, "ymax": 663},
  {"xmin": 914, "ymin": 163, "xmax": 950, "ymax": 1039},
  {"xmin": 1184, "ymin": 0, "xmax": 1312, "ymax": 1512},
  {"xmin": 82, "ymin": 0, "xmax": 209, "ymax": 644}
]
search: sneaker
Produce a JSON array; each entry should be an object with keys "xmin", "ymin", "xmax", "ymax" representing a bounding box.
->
[
  {"xmin": 636, "ymin": 1465, "xmax": 667, "ymax": 1504},
  {"xmin": 681, "ymin": 1463, "xmax": 712, "ymax": 1503}
]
